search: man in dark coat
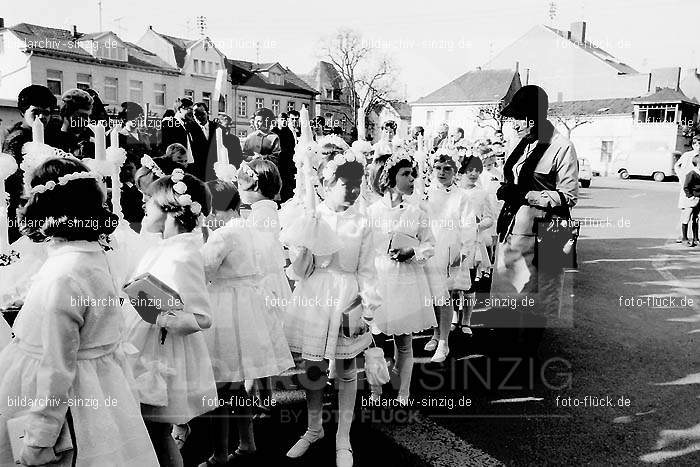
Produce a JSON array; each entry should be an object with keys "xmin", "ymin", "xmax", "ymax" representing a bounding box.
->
[
  {"xmin": 159, "ymin": 97, "xmax": 194, "ymax": 155},
  {"xmin": 115, "ymin": 102, "xmax": 150, "ymax": 165},
  {"xmin": 218, "ymin": 114, "xmax": 244, "ymax": 168},
  {"xmin": 271, "ymin": 112, "xmax": 296, "ymax": 202},
  {"xmin": 1, "ymin": 85, "xmax": 56, "ymax": 243}
]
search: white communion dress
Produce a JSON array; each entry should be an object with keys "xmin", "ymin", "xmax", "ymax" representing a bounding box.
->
[
  {"xmin": 283, "ymin": 203, "xmax": 378, "ymax": 361},
  {"xmin": 366, "ymin": 194, "xmax": 437, "ymax": 335},
  {"xmin": 201, "ymin": 218, "xmax": 293, "ymax": 382},
  {"xmin": 0, "ymin": 240, "xmax": 158, "ymax": 466},
  {"xmin": 124, "ymin": 231, "xmax": 218, "ymax": 424}
]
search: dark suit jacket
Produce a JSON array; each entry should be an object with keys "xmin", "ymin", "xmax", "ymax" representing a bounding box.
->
[
  {"xmin": 242, "ymin": 130, "xmax": 281, "ymax": 166},
  {"xmin": 159, "ymin": 117, "xmax": 190, "ymax": 155},
  {"xmin": 118, "ymin": 131, "xmax": 151, "ymax": 165},
  {"xmin": 188, "ymin": 120, "xmax": 244, "ymax": 181}
]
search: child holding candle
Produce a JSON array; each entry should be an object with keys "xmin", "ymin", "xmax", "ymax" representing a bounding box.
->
[
  {"xmin": 0, "ymin": 157, "xmax": 158, "ymax": 466},
  {"xmin": 125, "ymin": 168, "xmax": 218, "ymax": 466}
]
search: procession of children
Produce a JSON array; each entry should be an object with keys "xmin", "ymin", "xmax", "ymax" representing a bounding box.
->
[{"xmin": 0, "ymin": 84, "xmax": 507, "ymax": 467}]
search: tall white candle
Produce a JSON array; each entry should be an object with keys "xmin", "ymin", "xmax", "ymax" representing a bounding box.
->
[
  {"xmin": 215, "ymin": 127, "xmax": 228, "ymax": 163},
  {"xmin": 111, "ymin": 172, "xmax": 122, "ymax": 219},
  {"xmin": 110, "ymin": 124, "xmax": 121, "ymax": 148},
  {"xmin": 92, "ymin": 124, "xmax": 106, "ymax": 161},
  {"xmin": 357, "ymin": 106, "xmax": 366, "ymax": 141},
  {"xmin": 32, "ymin": 118, "xmax": 44, "ymax": 144},
  {"xmin": 0, "ymin": 179, "xmax": 9, "ymax": 255}
]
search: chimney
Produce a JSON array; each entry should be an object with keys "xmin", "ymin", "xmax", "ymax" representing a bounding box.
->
[
  {"xmin": 515, "ymin": 61, "xmax": 519, "ymax": 72},
  {"xmin": 149, "ymin": 25, "xmax": 153, "ymax": 30},
  {"xmin": 570, "ymin": 21, "xmax": 586, "ymax": 44},
  {"xmin": 0, "ymin": 18, "xmax": 4, "ymax": 29},
  {"xmin": 72, "ymin": 25, "xmax": 78, "ymax": 38}
]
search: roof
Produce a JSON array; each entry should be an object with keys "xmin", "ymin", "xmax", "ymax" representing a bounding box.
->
[
  {"xmin": 633, "ymin": 87, "xmax": 699, "ymax": 105},
  {"xmin": 549, "ymin": 97, "xmax": 635, "ymax": 116},
  {"xmin": 230, "ymin": 59, "xmax": 317, "ymax": 96},
  {"xmin": 4, "ymin": 22, "xmax": 179, "ymax": 74},
  {"xmin": 390, "ymin": 101, "xmax": 412, "ymax": 119},
  {"xmin": 544, "ymin": 26, "xmax": 637, "ymax": 75},
  {"xmin": 301, "ymin": 61, "xmax": 344, "ymax": 92},
  {"xmin": 158, "ymin": 33, "xmax": 196, "ymax": 68},
  {"xmin": 414, "ymin": 69, "xmax": 518, "ymax": 104}
]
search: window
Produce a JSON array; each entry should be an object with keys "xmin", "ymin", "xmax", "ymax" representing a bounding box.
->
[
  {"xmin": 193, "ymin": 60, "xmax": 200, "ymax": 74},
  {"xmin": 219, "ymin": 95, "xmax": 226, "ymax": 113},
  {"xmin": 637, "ymin": 104, "xmax": 678, "ymax": 123},
  {"xmin": 444, "ymin": 110, "xmax": 452, "ymax": 123},
  {"xmin": 325, "ymin": 89, "xmax": 333, "ymax": 99},
  {"xmin": 255, "ymin": 97, "xmax": 264, "ymax": 110},
  {"xmin": 287, "ymin": 101, "xmax": 295, "ymax": 113},
  {"xmin": 154, "ymin": 83, "xmax": 166, "ymax": 106},
  {"xmin": 237, "ymin": 129, "xmax": 248, "ymax": 139},
  {"xmin": 426, "ymin": 110, "xmax": 433, "ymax": 127},
  {"xmin": 238, "ymin": 95, "xmax": 247, "ymax": 117},
  {"xmin": 0, "ymin": 35, "xmax": 4, "ymax": 54},
  {"xmin": 325, "ymin": 112, "xmax": 333, "ymax": 126},
  {"xmin": 202, "ymin": 92, "xmax": 212, "ymax": 111},
  {"xmin": 104, "ymin": 77, "xmax": 118, "ymax": 102},
  {"xmin": 46, "ymin": 69, "xmax": 62, "ymax": 96},
  {"xmin": 271, "ymin": 99, "xmax": 280, "ymax": 115},
  {"xmin": 184, "ymin": 89, "xmax": 194, "ymax": 100},
  {"xmin": 129, "ymin": 80, "xmax": 143, "ymax": 102},
  {"xmin": 76, "ymin": 73, "xmax": 92, "ymax": 90}
]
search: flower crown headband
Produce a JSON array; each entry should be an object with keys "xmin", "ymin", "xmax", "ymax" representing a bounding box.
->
[
  {"xmin": 171, "ymin": 168, "xmax": 202, "ymax": 216},
  {"xmin": 379, "ymin": 150, "xmax": 416, "ymax": 188},
  {"xmin": 321, "ymin": 150, "xmax": 366, "ymax": 181},
  {"xmin": 141, "ymin": 155, "xmax": 165, "ymax": 178},
  {"xmin": 28, "ymin": 171, "xmax": 102, "ymax": 196},
  {"xmin": 432, "ymin": 147, "xmax": 460, "ymax": 167},
  {"xmin": 237, "ymin": 160, "xmax": 259, "ymax": 183}
]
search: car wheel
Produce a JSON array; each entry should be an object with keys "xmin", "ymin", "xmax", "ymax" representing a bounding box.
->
[
  {"xmin": 653, "ymin": 171, "xmax": 666, "ymax": 182},
  {"xmin": 580, "ymin": 180, "xmax": 591, "ymax": 188},
  {"xmin": 619, "ymin": 169, "xmax": 629, "ymax": 180}
]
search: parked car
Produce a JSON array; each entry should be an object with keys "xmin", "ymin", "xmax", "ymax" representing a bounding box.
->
[{"xmin": 578, "ymin": 158, "xmax": 591, "ymax": 188}]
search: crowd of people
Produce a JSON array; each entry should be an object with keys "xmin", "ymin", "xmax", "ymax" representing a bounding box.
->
[{"xmin": 0, "ymin": 84, "xmax": 578, "ymax": 467}]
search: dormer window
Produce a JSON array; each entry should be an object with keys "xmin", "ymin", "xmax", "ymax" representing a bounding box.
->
[{"xmin": 325, "ymin": 89, "xmax": 333, "ymax": 99}]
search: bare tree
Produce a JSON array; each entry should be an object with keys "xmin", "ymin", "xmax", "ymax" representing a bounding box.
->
[
  {"xmin": 549, "ymin": 107, "xmax": 592, "ymax": 138},
  {"xmin": 319, "ymin": 29, "xmax": 399, "ymax": 132},
  {"xmin": 476, "ymin": 103, "xmax": 505, "ymax": 133}
]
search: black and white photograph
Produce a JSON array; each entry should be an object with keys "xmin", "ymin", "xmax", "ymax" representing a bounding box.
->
[{"xmin": 0, "ymin": 0, "xmax": 699, "ymax": 465}]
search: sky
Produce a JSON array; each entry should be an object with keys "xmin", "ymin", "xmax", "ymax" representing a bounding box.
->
[{"xmin": 3, "ymin": 0, "xmax": 699, "ymax": 101}]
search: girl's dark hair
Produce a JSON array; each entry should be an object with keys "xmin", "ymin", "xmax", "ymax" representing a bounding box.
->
[
  {"xmin": 207, "ymin": 180, "xmax": 241, "ymax": 212},
  {"xmin": 19, "ymin": 157, "xmax": 118, "ymax": 242},
  {"xmin": 459, "ymin": 155, "xmax": 484, "ymax": 175},
  {"xmin": 380, "ymin": 159, "xmax": 416, "ymax": 194},
  {"xmin": 319, "ymin": 160, "xmax": 364, "ymax": 186},
  {"xmin": 382, "ymin": 120, "xmax": 397, "ymax": 132},
  {"xmin": 433, "ymin": 154, "xmax": 457, "ymax": 171},
  {"xmin": 238, "ymin": 158, "xmax": 282, "ymax": 200},
  {"xmin": 148, "ymin": 173, "xmax": 212, "ymax": 232}
]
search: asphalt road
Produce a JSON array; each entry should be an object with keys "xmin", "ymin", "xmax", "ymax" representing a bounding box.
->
[{"xmin": 415, "ymin": 176, "xmax": 700, "ymax": 465}]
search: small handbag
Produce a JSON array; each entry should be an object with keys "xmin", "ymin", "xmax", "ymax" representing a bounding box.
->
[
  {"xmin": 290, "ymin": 247, "xmax": 315, "ymax": 280},
  {"xmin": 533, "ymin": 215, "xmax": 580, "ymax": 271},
  {"xmin": 363, "ymin": 337, "xmax": 390, "ymax": 386},
  {"xmin": 340, "ymin": 295, "xmax": 367, "ymax": 339},
  {"xmin": 446, "ymin": 246, "xmax": 472, "ymax": 291}
]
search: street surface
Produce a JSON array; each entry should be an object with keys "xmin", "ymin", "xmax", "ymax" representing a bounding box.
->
[{"xmin": 183, "ymin": 176, "xmax": 700, "ymax": 466}]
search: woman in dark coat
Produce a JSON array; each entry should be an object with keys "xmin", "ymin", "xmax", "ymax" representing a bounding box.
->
[{"xmin": 683, "ymin": 154, "xmax": 700, "ymax": 246}]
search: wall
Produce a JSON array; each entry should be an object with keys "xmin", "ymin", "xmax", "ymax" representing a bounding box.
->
[
  {"xmin": 554, "ymin": 114, "xmax": 633, "ymax": 176},
  {"xmin": 229, "ymin": 84, "xmax": 314, "ymax": 139},
  {"xmin": 180, "ymin": 40, "xmax": 228, "ymax": 113},
  {"xmin": 411, "ymin": 102, "xmax": 503, "ymax": 142},
  {"xmin": 485, "ymin": 25, "xmax": 648, "ymax": 101},
  {"xmin": 0, "ymin": 31, "xmax": 33, "ymax": 103},
  {"xmin": 136, "ymin": 29, "xmax": 177, "ymax": 68},
  {"xmin": 29, "ymin": 55, "xmax": 180, "ymax": 117}
]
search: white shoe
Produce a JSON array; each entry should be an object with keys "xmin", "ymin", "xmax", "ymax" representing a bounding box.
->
[
  {"xmin": 286, "ymin": 428, "xmax": 324, "ymax": 458},
  {"xmin": 430, "ymin": 340, "xmax": 449, "ymax": 363},
  {"xmin": 461, "ymin": 325, "xmax": 473, "ymax": 336},
  {"xmin": 423, "ymin": 338, "xmax": 438, "ymax": 352}
]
